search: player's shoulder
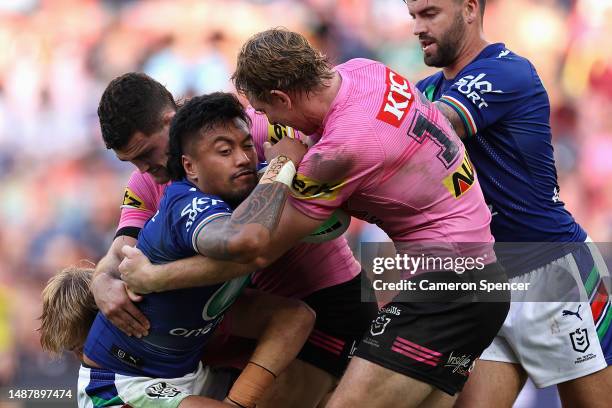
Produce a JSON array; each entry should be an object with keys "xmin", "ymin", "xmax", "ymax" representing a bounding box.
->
[
  {"xmin": 336, "ymin": 57, "xmax": 381, "ymax": 72},
  {"xmin": 465, "ymin": 43, "xmax": 535, "ymax": 81},
  {"xmin": 416, "ymin": 71, "xmax": 444, "ymax": 92}
]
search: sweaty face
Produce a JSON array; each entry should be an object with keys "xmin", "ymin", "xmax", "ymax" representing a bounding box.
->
[
  {"xmin": 185, "ymin": 118, "xmax": 258, "ymax": 207},
  {"xmin": 408, "ymin": 0, "xmax": 467, "ymax": 68},
  {"xmin": 115, "ymin": 129, "xmax": 170, "ymax": 184}
]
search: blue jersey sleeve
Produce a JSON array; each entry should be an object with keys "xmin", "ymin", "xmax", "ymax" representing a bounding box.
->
[
  {"xmin": 172, "ymin": 189, "xmax": 233, "ymax": 253},
  {"xmin": 438, "ymin": 54, "xmax": 536, "ymax": 137}
]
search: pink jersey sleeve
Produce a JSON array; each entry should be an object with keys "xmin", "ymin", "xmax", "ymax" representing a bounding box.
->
[
  {"xmin": 289, "ymin": 116, "xmax": 385, "ymax": 220},
  {"xmin": 247, "ymin": 107, "xmax": 303, "ymax": 162},
  {"xmin": 117, "ymin": 171, "xmax": 167, "ymax": 232}
]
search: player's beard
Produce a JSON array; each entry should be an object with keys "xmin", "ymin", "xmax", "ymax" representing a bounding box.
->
[
  {"xmin": 222, "ymin": 178, "xmax": 257, "ymax": 209},
  {"xmin": 423, "ymin": 11, "xmax": 466, "ymax": 68}
]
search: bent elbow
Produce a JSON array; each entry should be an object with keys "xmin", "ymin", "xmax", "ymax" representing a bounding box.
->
[{"xmin": 228, "ymin": 225, "xmax": 270, "ymax": 263}]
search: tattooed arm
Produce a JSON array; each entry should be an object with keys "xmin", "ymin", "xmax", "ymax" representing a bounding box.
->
[
  {"xmin": 196, "ymin": 140, "xmax": 308, "ymax": 263},
  {"xmin": 434, "ymin": 101, "xmax": 467, "ymax": 140},
  {"xmin": 195, "ymin": 181, "xmax": 289, "ymax": 263}
]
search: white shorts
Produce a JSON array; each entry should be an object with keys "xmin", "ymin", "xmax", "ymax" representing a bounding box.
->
[
  {"xmin": 77, "ymin": 362, "xmax": 210, "ymax": 408},
  {"xmin": 480, "ymin": 240, "xmax": 612, "ymax": 388}
]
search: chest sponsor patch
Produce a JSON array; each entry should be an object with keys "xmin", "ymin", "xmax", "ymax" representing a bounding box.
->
[
  {"xmin": 290, "ymin": 173, "xmax": 346, "ymax": 201},
  {"xmin": 442, "ymin": 154, "xmax": 475, "ymax": 198},
  {"xmin": 377, "ymin": 67, "xmax": 414, "ymax": 128},
  {"xmin": 267, "ymin": 122, "xmax": 296, "ymax": 144},
  {"xmin": 121, "ymin": 187, "xmax": 147, "ymax": 210}
]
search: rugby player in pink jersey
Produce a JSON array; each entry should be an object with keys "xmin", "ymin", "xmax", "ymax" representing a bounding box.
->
[
  {"xmin": 92, "ymin": 73, "xmax": 377, "ymax": 407},
  {"xmin": 222, "ymin": 28, "xmax": 511, "ymax": 407}
]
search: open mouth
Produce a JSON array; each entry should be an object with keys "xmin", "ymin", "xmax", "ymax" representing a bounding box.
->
[{"xmin": 420, "ymin": 39, "xmax": 436, "ymax": 53}]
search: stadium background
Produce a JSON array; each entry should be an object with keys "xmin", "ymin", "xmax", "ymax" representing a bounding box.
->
[{"xmin": 0, "ymin": 0, "xmax": 610, "ymax": 407}]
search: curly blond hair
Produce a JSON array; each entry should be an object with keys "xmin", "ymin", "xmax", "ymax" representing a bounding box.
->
[
  {"xmin": 39, "ymin": 266, "xmax": 97, "ymax": 357},
  {"xmin": 232, "ymin": 28, "xmax": 334, "ymax": 102}
]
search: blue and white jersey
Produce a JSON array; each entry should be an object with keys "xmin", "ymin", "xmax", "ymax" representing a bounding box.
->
[
  {"xmin": 417, "ymin": 43, "xmax": 586, "ymax": 276},
  {"xmin": 84, "ymin": 179, "xmax": 250, "ymax": 378}
]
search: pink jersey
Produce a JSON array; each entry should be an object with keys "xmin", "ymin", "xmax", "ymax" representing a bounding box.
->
[
  {"xmin": 289, "ymin": 59, "xmax": 494, "ymax": 256},
  {"xmin": 117, "ymin": 109, "xmax": 360, "ymax": 298}
]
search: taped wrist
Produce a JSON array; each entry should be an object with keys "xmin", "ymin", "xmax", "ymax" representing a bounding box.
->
[
  {"xmin": 259, "ymin": 155, "xmax": 296, "ymax": 187},
  {"xmin": 227, "ymin": 361, "xmax": 277, "ymax": 408}
]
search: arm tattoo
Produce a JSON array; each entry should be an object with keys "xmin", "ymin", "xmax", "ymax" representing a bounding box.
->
[
  {"xmin": 231, "ymin": 182, "xmax": 288, "ymax": 230},
  {"xmin": 197, "ymin": 180, "xmax": 289, "ymax": 260},
  {"xmin": 434, "ymin": 101, "xmax": 467, "ymax": 139}
]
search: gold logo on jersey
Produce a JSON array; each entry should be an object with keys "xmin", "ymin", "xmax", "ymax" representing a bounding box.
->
[
  {"xmin": 291, "ymin": 174, "xmax": 346, "ymax": 201},
  {"xmin": 442, "ymin": 154, "xmax": 475, "ymax": 199},
  {"xmin": 267, "ymin": 123, "xmax": 296, "ymax": 145},
  {"xmin": 122, "ymin": 187, "xmax": 147, "ymax": 210}
]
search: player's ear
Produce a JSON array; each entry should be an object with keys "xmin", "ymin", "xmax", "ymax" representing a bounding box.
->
[
  {"xmin": 465, "ymin": 0, "xmax": 478, "ymax": 24},
  {"xmin": 270, "ymin": 90, "xmax": 292, "ymax": 109},
  {"xmin": 162, "ymin": 110, "xmax": 176, "ymax": 126},
  {"xmin": 182, "ymin": 154, "xmax": 197, "ymax": 181}
]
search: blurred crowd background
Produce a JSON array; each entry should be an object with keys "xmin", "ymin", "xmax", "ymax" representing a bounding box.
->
[{"xmin": 0, "ymin": 0, "xmax": 610, "ymax": 406}]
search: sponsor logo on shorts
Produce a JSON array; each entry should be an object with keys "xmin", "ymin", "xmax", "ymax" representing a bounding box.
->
[
  {"xmin": 377, "ymin": 67, "xmax": 414, "ymax": 128},
  {"xmin": 370, "ymin": 314, "xmax": 391, "ymax": 336},
  {"xmin": 267, "ymin": 122, "xmax": 296, "ymax": 144},
  {"xmin": 442, "ymin": 153, "xmax": 475, "ymax": 198},
  {"xmin": 122, "ymin": 187, "xmax": 146, "ymax": 210},
  {"xmin": 145, "ymin": 382, "xmax": 181, "ymax": 399},
  {"xmin": 291, "ymin": 173, "xmax": 345, "ymax": 201},
  {"xmin": 381, "ymin": 305, "xmax": 401, "ymax": 316},
  {"xmin": 562, "ymin": 305, "xmax": 583, "ymax": 321},
  {"xmin": 444, "ymin": 352, "xmax": 476, "ymax": 377},
  {"xmin": 569, "ymin": 328, "xmax": 590, "ymax": 353}
]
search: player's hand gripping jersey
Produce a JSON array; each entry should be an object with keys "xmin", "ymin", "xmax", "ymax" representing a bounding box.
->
[
  {"xmin": 85, "ymin": 180, "xmax": 248, "ymax": 378},
  {"xmin": 288, "ymin": 59, "xmax": 494, "ymax": 253}
]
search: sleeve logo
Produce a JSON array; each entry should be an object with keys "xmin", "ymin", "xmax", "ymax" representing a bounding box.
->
[
  {"xmin": 122, "ymin": 187, "xmax": 147, "ymax": 210},
  {"xmin": 377, "ymin": 67, "xmax": 414, "ymax": 128},
  {"xmin": 442, "ymin": 154, "xmax": 475, "ymax": 198},
  {"xmin": 267, "ymin": 123, "xmax": 295, "ymax": 145},
  {"xmin": 454, "ymin": 73, "xmax": 503, "ymax": 109},
  {"xmin": 181, "ymin": 197, "xmax": 224, "ymax": 231},
  {"xmin": 291, "ymin": 173, "xmax": 346, "ymax": 201}
]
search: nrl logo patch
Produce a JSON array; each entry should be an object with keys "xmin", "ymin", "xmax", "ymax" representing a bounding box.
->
[
  {"xmin": 570, "ymin": 328, "xmax": 590, "ymax": 353},
  {"xmin": 145, "ymin": 382, "xmax": 181, "ymax": 399},
  {"xmin": 370, "ymin": 314, "xmax": 392, "ymax": 336}
]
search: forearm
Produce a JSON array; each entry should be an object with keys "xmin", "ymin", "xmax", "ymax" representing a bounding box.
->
[
  {"xmin": 197, "ymin": 156, "xmax": 295, "ymax": 263},
  {"xmin": 150, "ymin": 256, "xmax": 256, "ymax": 291},
  {"xmin": 93, "ymin": 236, "xmax": 136, "ymax": 280}
]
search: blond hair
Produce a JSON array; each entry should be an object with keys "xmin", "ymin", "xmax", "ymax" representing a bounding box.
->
[
  {"xmin": 39, "ymin": 266, "xmax": 97, "ymax": 357},
  {"xmin": 232, "ymin": 28, "xmax": 334, "ymax": 102}
]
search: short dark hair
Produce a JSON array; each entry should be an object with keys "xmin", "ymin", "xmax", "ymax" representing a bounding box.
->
[
  {"xmin": 98, "ymin": 72, "xmax": 176, "ymax": 150},
  {"xmin": 167, "ymin": 92, "xmax": 251, "ymax": 181},
  {"xmin": 478, "ymin": 0, "xmax": 486, "ymax": 17},
  {"xmin": 232, "ymin": 28, "xmax": 334, "ymax": 102}
]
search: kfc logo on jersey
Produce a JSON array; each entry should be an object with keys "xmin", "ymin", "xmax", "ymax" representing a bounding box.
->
[
  {"xmin": 454, "ymin": 73, "xmax": 502, "ymax": 109},
  {"xmin": 377, "ymin": 68, "xmax": 414, "ymax": 127}
]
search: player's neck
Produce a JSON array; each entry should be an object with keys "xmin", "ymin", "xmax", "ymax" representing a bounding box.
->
[
  {"xmin": 442, "ymin": 34, "xmax": 489, "ymax": 80},
  {"xmin": 312, "ymin": 71, "xmax": 342, "ymax": 124}
]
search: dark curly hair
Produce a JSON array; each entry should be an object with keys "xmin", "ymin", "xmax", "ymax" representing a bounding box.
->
[
  {"xmin": 168, "ymin": 92, "xmax": 251, "ymax": 181},
  {"xmin": 98, "ymin": 73, "xmax": 176, "ymax": 150}
]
